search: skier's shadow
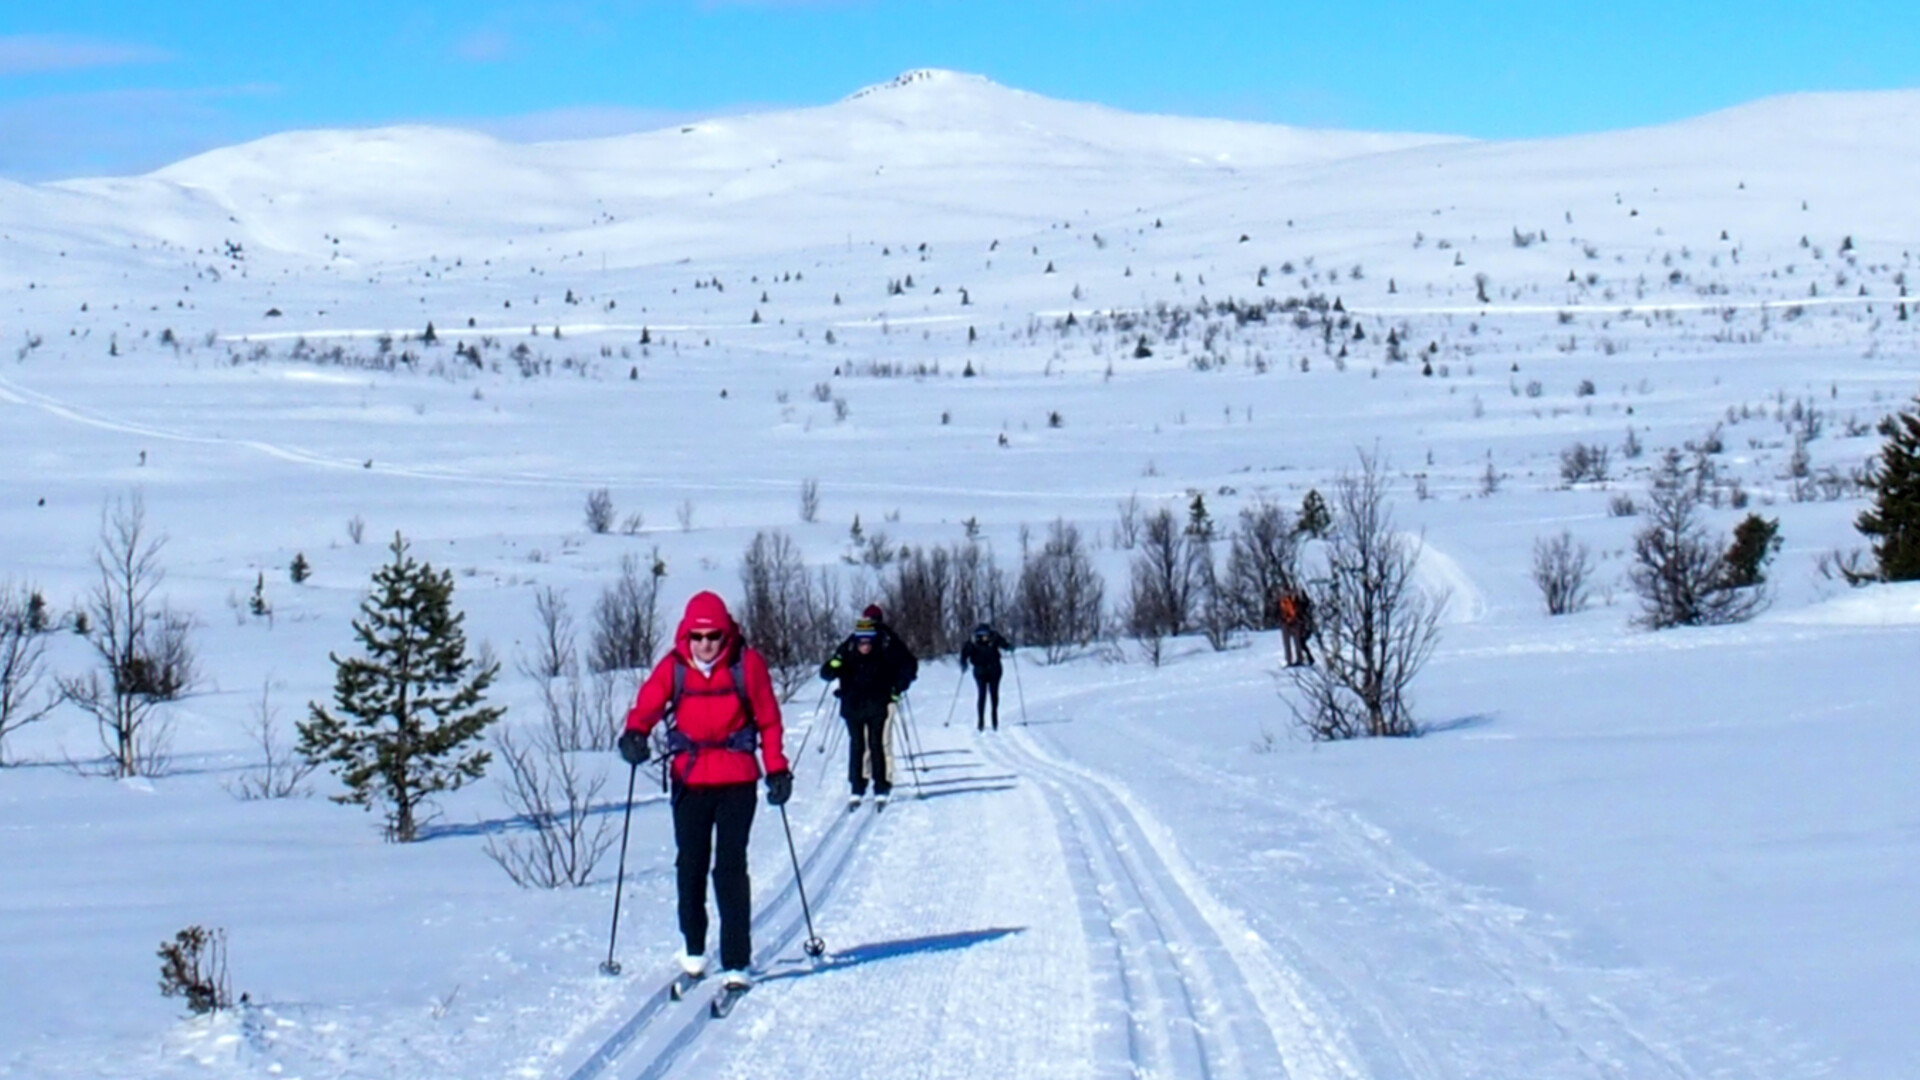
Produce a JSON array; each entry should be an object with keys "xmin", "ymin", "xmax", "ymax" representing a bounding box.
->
[{"xmin": 761, "ymin": 927, "xmax": 1025, "ymax": 982}]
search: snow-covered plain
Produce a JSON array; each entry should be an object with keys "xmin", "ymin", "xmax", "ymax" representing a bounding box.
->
[{"xmin": 2, "ymin": 68, "xmax": 1917, "ymax": 1078}]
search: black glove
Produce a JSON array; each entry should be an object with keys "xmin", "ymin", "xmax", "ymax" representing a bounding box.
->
[
  {"xmin": 765, "ymin": 769, "xmax": 793, "ymax": 806},
  {"xmin": 617, "ymin": 728, "xmax": 651, "ymax": 766}
]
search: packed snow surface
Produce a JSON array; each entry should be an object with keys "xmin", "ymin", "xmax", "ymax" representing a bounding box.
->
[{"xmin": 1, "ymin": 69, "xmax": 1917, "ymax": 1079}]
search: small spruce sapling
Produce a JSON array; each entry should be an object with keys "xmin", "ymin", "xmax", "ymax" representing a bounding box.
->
[{"xmin": 298, "ymin": 533, "xmax": 503, "ymax": 842}]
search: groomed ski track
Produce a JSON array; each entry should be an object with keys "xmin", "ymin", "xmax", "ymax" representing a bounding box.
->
[
  {"xmin": 553, "ymin": 713, "xmax": 1369, "ymax": 1080},
  {"xmin": 542, "ymin": 676, "xmax": 1825, "ymax": 1080}
]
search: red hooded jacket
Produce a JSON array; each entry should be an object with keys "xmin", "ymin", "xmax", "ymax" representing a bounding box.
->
[{"xmin": 623, "ymin": 591, "xmax": 788, "ymax": 788}]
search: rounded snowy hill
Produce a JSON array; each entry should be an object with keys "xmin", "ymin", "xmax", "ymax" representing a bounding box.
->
[
  {"xmin": 3, "ymin": 71, "xmax": 1917, "ymax": 291},
  {"xmin": 15, "ymin": 69, "xmax": 1459, "ymax": 266}
]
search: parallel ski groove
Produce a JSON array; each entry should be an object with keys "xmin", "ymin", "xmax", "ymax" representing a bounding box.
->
[
  {"xmin": 560, "ymin": 802, "xmax": 878, "ymax": 1080},
  {"xmin": 984, "ymin": 732, "xmax": 1295, "ymax": 1080}
]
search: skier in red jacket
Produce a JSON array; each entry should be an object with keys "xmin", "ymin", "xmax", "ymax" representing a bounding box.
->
[{"xmin": 620, "ymin": 591, "xmax": 790, "ymax": 991}]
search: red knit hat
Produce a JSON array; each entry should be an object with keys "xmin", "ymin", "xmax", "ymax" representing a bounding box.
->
[{"xmin": 862, "ymin": 604, "xmax": 884, "ymax": 621}]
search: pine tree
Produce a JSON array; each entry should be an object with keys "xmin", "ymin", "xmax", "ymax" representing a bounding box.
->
[
  {"xmin": 1857, "ymin": 396, "xmax": 1920, "ymax": 581},
  {"xmin": 298, "ymin": 533, "xmax": 503, "ymax": 842},
  {"xmin": 1185, "ymin": 493, "xmax": 1214, "ymax": 541},
  {"xmin": 1721, "ymin": 514, "xmax": 1782, "ymax": 588}
]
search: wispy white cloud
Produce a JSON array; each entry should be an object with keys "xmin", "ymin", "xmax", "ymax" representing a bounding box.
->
[{"xmin": 0, "ymin": 33, "xmax": 173, "ymax": 76}]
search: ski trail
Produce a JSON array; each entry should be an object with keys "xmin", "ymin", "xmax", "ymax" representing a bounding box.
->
[
  {"xmin": 641, "ymin": 727, "xmax": 1093, "ymax": 1080},
  {"xmin": 0, "ymin": 368, "xmax": 1159, "ymax": 505},
  {"xmin": 983, "ymin": 731, "xmax": 1371, "ymax": 1080},
  {"xmin": 1131, "ymin": 744, "xmax": 1828, "ymax": 1080},
  {"xmin": 554, "ymin": 798, "xmax": 879, "ymax": 1080}
]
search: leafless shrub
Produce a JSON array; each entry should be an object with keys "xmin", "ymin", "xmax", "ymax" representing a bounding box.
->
[
  {"xmin": 1197, "ymin": 570, "xmax": 1240, "ymax": 652},
  {"xmin": 1608, "ymin": 492, "xmax": 1638, "ymax": 517},
  {"xmin": 1559, "ymin": 442, "xmax": 1611, "ymax": 485},
  {"xmin": 1816, "ymin": 547, "xmax": 1877, "ymax": 586},
  {"xmin": 518, "ymin": 587, "xmax": 575, "ymax": 683},
  {"xmin": 1113, "ymin": 493, "xmax": 1143, "ymax": 549},
  {"xmin": 347, "ymin": 515, "xmax": 366, "ymax": 545},
  {"xmin": 1012, "ymin": 520, "xmax": 1106, "ymax": 663},
  {"xmin": 158, "ymin": 926, "xmax": 232, "ymax": 1015},
  {"xmin": 586, "ymin": 551, "xmax": 665, "ymax": 674},
  {"xmin": 1532, "ymin": 531, "xmax": 1594, "ymax": 615},
  {"xmin": 584, "ymin": 488, "xmax": 615, "ymax": 534},
  {"xmin": 675, "ymin": 499, "xmax": 695, "ymax": 532},
  {"xmin": 946, "ymin": 539, "xmax": 1010, "ymax": 645},
  {"xmin": 225, "ymin": 679, "xmax": 318, "ymax": 799},
  {"xmin": 799, "ymin": 478, "xmax": 820, "ymax": 524},
  {"xmin": 1222, "ymin": 498, "xmax": 1300, "ymax": 630},
  {"xmin": 0, "ymin": 583, "xmax": 59, "ymax": 766},
  {"xmin": 1286, "ymin": 454, "xmax": 1445, "ymax": 739},
  {"xmin": 59, "ymin": 494, "xmax": 196, "ymax": 777},
  {"xmin": 738, "ymin": 531, "xmax": 844, "ymax": 699},
  {"xmin": 483, "ymin": 710, "xmax": 618, "ymax": 888},
  {"xmin": 879, "ymin": 545, "xmax": 954, "ymax": 657},
  {"xmin": 619, "ymin": 511, "xmax": 646, "ymax": 536},
  {"xmin": 1124, "ymin": 508, "xmax": 1205, "ymax": 644}
]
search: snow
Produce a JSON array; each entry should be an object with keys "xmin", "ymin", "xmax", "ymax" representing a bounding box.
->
[{"xmin": 2, "ymin": 69, "xmax": 1918, "ymax": 1079}]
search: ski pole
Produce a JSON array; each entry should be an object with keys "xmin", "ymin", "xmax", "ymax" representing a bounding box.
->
[
  {"xmin": 778, "ymin": 804, "xmax": 827, "ymax": 959},
  {"xmin": 896, "ymin": 697, "xmax": 926, "ymax": 797},
  {"xmin": 809, "ymin": 682, "xmax": 834, "ymax": 755},
  {"xmin": 943, "ymin": 667, "xmax": 964, "ymax": 728},
  {"xmin": 902, "ymin": 694, "xmax": 928, "ymax": 770},
  {"xmin": 817, "ymin": 713, "xmax": 845, "ymax": 788},
  {"xmin": 600, "ymin": 763, "xmax": 640, "ymax": 976},
  {"xmin": 1011, "ymin": 649, "xmax": 1029, "ymax": 726}
]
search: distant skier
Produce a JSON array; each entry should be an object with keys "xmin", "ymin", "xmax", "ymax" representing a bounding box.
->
[
  {"xmin": 821, "ymin": 609, "xmax": 918, "ymax": 808},
  {"xmin": 1275, "ymin": 585, "xmax": 1315, "ymax": 667},
  {"xmin": 958, "ymin": 623, "xmax": 1013, "ymax": 731},
  {"xmin": 619, "ymin": 591, "xmax": 791, "ymax": 993}
]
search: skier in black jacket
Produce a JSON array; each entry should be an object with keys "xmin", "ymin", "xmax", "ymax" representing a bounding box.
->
[
  {"xmin": 957, "ymin": 623, "xmax": 1013, "ymax": 731},
  {"xmin": 821, "ymin": 609, "xmax": 917, "ymax": 808}
]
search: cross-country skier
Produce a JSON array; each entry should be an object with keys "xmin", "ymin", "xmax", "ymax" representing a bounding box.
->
[
  {"xmin": 1275, "ymin": 585, "xmax": 1315, "ymax": 667},
  {"xmin": 820, "ymin": 609, "xmax": 917, "ymax": 808},
  {"xmin": 957, "ymin": 623, "xmax": 1013, "ymax": 731},
  {"xmin": 619, "ymin": 591, "xmax": 791, "ymax": 994}
]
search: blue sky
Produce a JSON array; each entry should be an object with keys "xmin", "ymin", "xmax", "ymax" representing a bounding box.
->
[{"xmin": 2, "ymin": 1, "xmax": 1915, "ymax": 180}]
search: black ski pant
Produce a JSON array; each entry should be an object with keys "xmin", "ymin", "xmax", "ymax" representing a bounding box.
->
[
  {"xmin": 973, "ymin": 674, "xmax": 1001, "ymax": 729},
  {"xmin": 672, "ymin": 781, "xmax": 756, "ymax": 972},
  {"xmin": 843, "ymin": 708, "xmax": 891, "ymax": 795}
]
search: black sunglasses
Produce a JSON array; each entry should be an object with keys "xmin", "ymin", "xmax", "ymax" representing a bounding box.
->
[{"xmin": 688, "ymin": 630, "xmax": 725, "ymax": 643}]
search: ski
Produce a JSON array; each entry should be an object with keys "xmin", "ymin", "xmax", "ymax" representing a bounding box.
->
[
  {"xmin": 709, "ymin": 983, "xmax": 750, "ymax": 1019},
  {"xmin": 668, "ymin": 971, "xmax": 705, "ymax": 1002}
]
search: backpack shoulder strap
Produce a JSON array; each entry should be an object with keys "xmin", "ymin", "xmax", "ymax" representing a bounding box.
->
[
  {"xmin": 730, "ymin": 658, "xmax": 752, "ymax": 722},
  {"xmin": 668, "ymin": 658, "xmax": 687, "ymax": 720}
]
